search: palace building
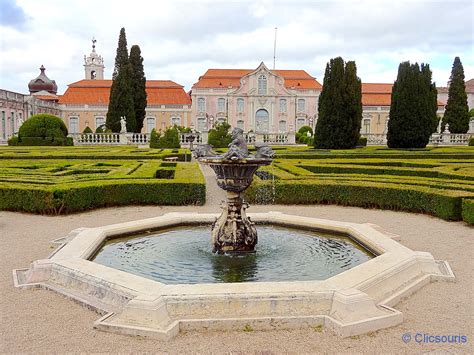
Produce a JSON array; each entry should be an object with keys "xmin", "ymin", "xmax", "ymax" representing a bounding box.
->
[
  {"xmin": 58, "ymin": 41, "xmax": 191, "ymax": 134},
  {"xmin": 2, "ymin": 38, "xmax": 473, "ymax": 143},
  {"xmin": 191, "ymin": 62, "xmax": 321, "ymax": 134}
]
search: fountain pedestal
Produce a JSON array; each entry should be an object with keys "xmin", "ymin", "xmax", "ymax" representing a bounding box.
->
[
  {"xmin": 211, "ymin": 191, "xmax": 257, "ymax": 253},
  {"xmin": 196, "ymin": 127, "xmax": 275, "ymax": 254}
]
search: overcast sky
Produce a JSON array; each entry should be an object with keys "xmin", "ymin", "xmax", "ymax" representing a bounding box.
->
[{"xmin": 0, "ymin": 0, "xmax": 473, "ymax": 95}]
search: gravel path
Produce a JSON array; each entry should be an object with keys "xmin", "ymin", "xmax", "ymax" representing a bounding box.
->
[{"xmin": 1, "ymin": 203, "xmax": 473, "ymax": 353}]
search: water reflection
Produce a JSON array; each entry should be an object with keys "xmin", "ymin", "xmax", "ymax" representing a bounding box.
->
[{"xmin": 92, "ymin": 226, "xmax": 373, "ymax": 284}]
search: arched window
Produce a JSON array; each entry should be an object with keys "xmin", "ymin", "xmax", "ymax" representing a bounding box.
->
[
  {"xmin": 236, "ymin": 98, "xmax": 244, "ymax": 113},
  {"xmin": 279, "ymin": 120, "xmax": 286, "ymax": 133},
  {"xmin": 258, "ymin": 75, "xmax": 267, "ymax": 95},
  {"xmin": 279, "ymin": 99, "xmax": 287, "ymax": 113},
  {"xmin": 255, "ymin": 109, "xmax": 269, "ymax": 133},
  {"xmin": 297, "ymin": 99, "xmax": 305, "ymax": 112},
  {"xmin": 217, "ymin": 98, "xmax": 226, "ymax": 112},
  {"xmin": 197, "ymin": 98, "xmax": 205, "ymax": 113},
  {"xmin": 237, "ymin": 120, "xmax": 244, "ymax": 130},
  {"xmin": 146, "ymin": 117, "xmax": 156, "ymax": 133},
  {"xmin": 69, "ymin": 116, "xmax": 79, "ymax": 134}
]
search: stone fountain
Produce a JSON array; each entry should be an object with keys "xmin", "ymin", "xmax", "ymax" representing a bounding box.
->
[{"xmin": 194, "ymin": 128, "xmax": 275, "ymax": 253}]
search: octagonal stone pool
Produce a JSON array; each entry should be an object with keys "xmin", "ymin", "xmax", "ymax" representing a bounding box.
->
[{"xmin": 92, "ymin": 225, "xmax": 374, "ymax": 284}]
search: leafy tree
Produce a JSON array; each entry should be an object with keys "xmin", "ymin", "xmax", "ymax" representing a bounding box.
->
[
  {"xmin": 130, "ymin": 45, "xmax": 147, "ymax": 133},
  {"xmin": 296, "ymin": 125, "xmax": 313, "ymax": 143},
  {"xmin": 442, "ymin": 57, "xmax": 469, "ymax": 133},
  {"xmin": 208, "ymin": 122, "xmax": 232, "ymax": 148},
  {"xmin": 149, "ymin": 128, "xmax": 161, "ymax": 148},
  {"xmin": 387, "ymin": 62, "xmax": 437, "ymax": 148},
  {"xmin": 152, "ymin": 126, "xmax": 181, "ymax": 148},
  {"xmin": 106, "ymin": 28, "xmax": 136, "ymax": 132},
  {"xmin": 314, "ymin": 57, "xmax": 362, "ymax": 149}
]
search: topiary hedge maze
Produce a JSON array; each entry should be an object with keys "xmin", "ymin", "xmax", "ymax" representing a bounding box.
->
[
  {"xmin": 245, "ymin": 147, "xmax": 474, "ymax": 224},
  {"xmin": 0, "ymin": 147, "xmax": 204, "ymax": 214}
]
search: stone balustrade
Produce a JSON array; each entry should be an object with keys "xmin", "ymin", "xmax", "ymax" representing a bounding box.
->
[{"xmin": 361, "ymin": 133, "xmax": 472, "ymax": 146}]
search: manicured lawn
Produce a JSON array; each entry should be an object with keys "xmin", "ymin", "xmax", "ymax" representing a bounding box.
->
[
  {"xmin": 246, "ymin": 146, "xmax": 474, "ymax": 224},
  {"xmin": 0, "ymin": 146, "xmax": 204, "ymax": 214}
]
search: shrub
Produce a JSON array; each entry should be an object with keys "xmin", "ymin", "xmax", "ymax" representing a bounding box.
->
[
  {"xmin": 357, "ymin": 137, "xmax": 367, "ymax": 147},
  {"xmin": 469, "ymin": 137, "xmax": 474, "ymax": 146},
  {"xmin": 17, "ymin": 114, "xmax": 69, "ymax": 146},
  {"xmin": 149, "ymin": 128, "xmax": 161, "ymax": 148},
  {"xmin": 151, "ymin": 126, "xmax": 180, "ymax": 148},
  {"xmin": 7, "ymin": 136, "xmax": 18, "ymax": 146},
  {"xmin": 83, "ymin": 126, "xmax": 93, "ymax": 134},
  {"xmin": 208, "ymin": 122, "xmax": 232, "ymax": 148}
]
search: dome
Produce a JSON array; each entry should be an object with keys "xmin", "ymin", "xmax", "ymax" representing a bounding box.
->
[{"xmin": 28, "ymin": 65, "xmax": 58, "ymax": 94}]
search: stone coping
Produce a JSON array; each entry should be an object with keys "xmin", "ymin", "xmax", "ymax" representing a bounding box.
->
[{"xmin": 13, "ymin": 212, "xmax": 455, "ymax": 340}]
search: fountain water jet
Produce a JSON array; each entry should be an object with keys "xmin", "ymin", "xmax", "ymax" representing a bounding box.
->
[{"xmin": 195, "ymin": 127, "xmax": 275, "ymax": 253}]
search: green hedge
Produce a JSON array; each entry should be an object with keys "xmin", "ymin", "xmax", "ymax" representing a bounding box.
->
[
  {"xmin": 461, "ymin": 199, "xmax": 474, "ymax": 224},
  {"xmin": 0, "ymin": 180, "xmax": 205, "ymax": 214},
  {"xmin": 245, "ymin": 179, "xmax": 473, "ymax": 223}
]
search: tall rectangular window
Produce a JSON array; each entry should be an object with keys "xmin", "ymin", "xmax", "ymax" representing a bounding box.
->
[
  {"xmin": 236, "ymin": 98, "xmax": 244, "ymax": 113},
  {"xmin": 197, "ymin": 98, "xmax": 205, "ymax": 113},
  {"xmin": 1, "ymin": 111, "xmax": 5, "ymax": 139},
  {"xmin": 279, "ymin": 99, "xmax": 287, "ymax": 112},
  {"xmin": 237, "ymin": 120, "xmax": 244, "ymax": 130},
  {"xmin": 10, "ymin": 112, "xmax": 15, "ymax": 134},
  {"xmin": 171, "ymin": 116, "xmax": 181, "ymax": 126},
  {"xmin": 147, "ymin": 117, "xmax": 156, "ymax": 133},
  {"xmin": 217, "ymin": 98, "xmax": 226, "ymax": 112},
  {"xmin": 69, "ymin": 117, "xmax": 79, "ymax": 133},
  {"xmin": 258, "ymin": 75, "xmax": 267, "ymax": 95},
  {"xmin": 297, "ymin": 99, "xmax": 305, "ymax": 113}
]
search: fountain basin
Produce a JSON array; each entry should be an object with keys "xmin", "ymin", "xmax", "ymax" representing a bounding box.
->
[{"xmin": 13, "ymin": 212, "xmax": 455, "ymax": 340}]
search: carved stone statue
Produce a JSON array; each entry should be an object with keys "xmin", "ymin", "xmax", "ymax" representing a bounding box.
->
[
  {"xmin": 120, "ymin": 116, "xmax": 127, "ymax": 133},
  {"xmin": 193, "ymin": 144, "xmax": 215, "ymax": 158},
  {"xmin": 224, "ymin": 127, "xmax": 248, "ymax": 159},
  {"xmin": 255, "ymin": 143, "xmax": 276, "ymax": 159}
]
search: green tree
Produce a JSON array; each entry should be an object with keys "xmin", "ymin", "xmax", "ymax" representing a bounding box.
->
[
  {"xmin": 83, "ymin": 126, "xmax": 93, "ymax": 134},
  {"xmin": 442, "ymin": 57, "xmax": 469, "ymax": 133},
  {"xmin": 387, "ymin": 62, "xmax": 437, "ymax": 148},
  {"xmin": 208, "ymin": 122, "xmax": 232, "ymax": 148},
  {"xmin": 154, "ymin": 126, "xmax": 180, "ymax": 148},
  {"xmin": 106, "ymin": 28, "xmax": 136, "ymax": 132},
  {"xmin": 314, "ymin": 57, "xmax": 362, "ymax": 149},
  {"xmin": 130, "ymin": 45, "xmax": 147, "ymax": 133},
  {"xmin": 149, "ymin": 128, "xmax": 161, "ymax": 148},
  {"xmin": 12, "ymin": 114, "xmax": 69, "ymax": 146}
]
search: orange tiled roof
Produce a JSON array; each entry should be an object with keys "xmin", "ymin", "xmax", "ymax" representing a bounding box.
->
[
  {"xmin": 193, "ymin": 69, "xmax": 322, "ymax": 89},
  {"xmin": 35, "ymin": 94, "xmax": 59, "ymax": 101},
  {"xmin": 361, "ymin": 83, "xmax": 444, "ymax": 107},
  {"xmin": 59, "ymin": 80, "xmax": 191, "ymax": 105}
]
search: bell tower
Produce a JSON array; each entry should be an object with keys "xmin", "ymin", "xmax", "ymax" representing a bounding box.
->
[{"xmin": 84, "ymin": 37, "xmax": 105, "ymax": 80}]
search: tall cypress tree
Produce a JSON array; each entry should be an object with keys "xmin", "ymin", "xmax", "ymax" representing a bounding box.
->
[
  {"xmin": 314, "ymin": 57, "xmax": 362, "ymax": 149},
  {"xmin": 106, "ymin": 28, "xmax": 136, "ymax": 132},
  {"xmin": 387, "ymin": 62, "xmax": 436, "ymax": 148},
  {"xmin": 442, "ymin": 57, "xmax": 469, "ymax": 133},
  {"xmin": 130, "ymin": 45, "xmax": 147, "ymax": 133}
]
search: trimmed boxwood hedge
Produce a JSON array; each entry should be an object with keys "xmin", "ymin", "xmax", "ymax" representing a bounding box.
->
[
  {"xmin": 245, "ymin": 179, "xmax": 472, "ymax": 222},
  {"xmin": 461, "ymin": 199, "xmax": 474, "ymax": 224},
  {"xmin": 0, "ymin": 162, "xmax": 205, "ymax": 214}
]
